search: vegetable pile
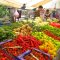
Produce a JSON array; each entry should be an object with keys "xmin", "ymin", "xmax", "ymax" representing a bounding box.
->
[
  {"xmin": 2, "ymin": 35, "xmax": 42, "ymax": 56},
  {"xmin": 40, "ymin": 25, "xmax": 60, "ymax": 37},
  {"xmin": 0, "ymin": 49, "xmax": 14, "ymax": 60},
  {"xmin": 32, "ymin": 32, "xmax": 60, "ymax": 58},
  {"xmin": 0, "ymin": 17, "xmax": 60, "ymax": 60},
  {"xmin": 50, "ymin": 22, "xmax": 60, "ymax": 28},
  {"xmin": 0, "ymin": 27, "xmax": 15, "ymax": 41}
]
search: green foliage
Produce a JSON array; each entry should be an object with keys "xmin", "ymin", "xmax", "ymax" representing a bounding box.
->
[
  {"xmin": 0, "ymin": 26, "xmax": 15, "ymax": 42},
  {"xmin": 0, "ymin": 5, "xmax": 9, "ymax": 18}
]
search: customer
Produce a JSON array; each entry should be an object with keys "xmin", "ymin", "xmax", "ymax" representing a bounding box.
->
[
  {"xmin": 21, "ymin": 4, "xmax": 26, "ymax": 10},
  {"xmin": 13, "ymin": 9, "xmax": 19, "ymax": 22},
  {"xmin": 35, "ymin": 5, "xmax": 45, "ymax": 20},
  {"xmin": 28, "ymin": 9, "xmax": 35, "ymax": 19},
  {"xmin": 45, "ymin": 9, "xmax": 50, "ymax": 20}
]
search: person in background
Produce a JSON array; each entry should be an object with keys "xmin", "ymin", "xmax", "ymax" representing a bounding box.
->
[
  {"xmin": 32, "ymin": 8, "xmax": 36, "ymax": 18},
  {"xmin": 28, "ymin": 9, "xmax": 36, "ymax": 19},
  {"xmin": 52, "ymin": 10, "xmax": 56, "ymax": 18},
  {"xmin": 45, "ymin": 9, "xmax": 50, "ymax": 20},
  {"xmin": 9, "ymin": 8, "xmax": 15, "ymax": 22},
  {"xmin": 17, "ymin": 10, "xmax": 21, "ymax": 19},
  {"xmin": 39, "ymin": 6, "xmax": 45, "ymax": 19},
  {"xmin": 35, "ymin": 5, "xmax": 45, "ymax": 20},
  {"xmin": 21, "ymin": 4, "xmax": 26, "ymax": 10},
  {"xmin": 35, "ymin": 7, "xmax": 40, "ymax": 17},
  {"xmin": 13, "ymin": 9, "xmax": 19, "ymax": 22}
]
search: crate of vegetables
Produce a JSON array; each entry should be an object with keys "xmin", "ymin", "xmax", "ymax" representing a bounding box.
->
[
  {"xmin": 17, "ymin": 48, "xmax": 52, "ymax": 60},
  {"xmin": 0, "ymin": 48, "xmax": 14, "ymax": 60},
  {"xmin": 0, "ymin": 37, "xmax": 52, "ymax": 60},
  {"xmin": 0, "ymin": 39, "xmax": 22, "ymax": 60}
]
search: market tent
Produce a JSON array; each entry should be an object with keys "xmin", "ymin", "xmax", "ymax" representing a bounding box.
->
[
  {"xmin": 0, "ymin": 0, "xmax": 58, "ymax": 9},
  {"xmin": 0, "ymin": 0, "xmax": 22, "ymax": 8},
  {"xmin": 31, "ymin": 0, "xmax": 51, "ymax": 8}
]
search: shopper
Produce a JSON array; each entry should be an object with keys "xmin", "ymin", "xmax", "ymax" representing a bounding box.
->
[
  {"xmin": 13, "ymin": 9, "xmax": 19, "ymax": 22},
  {"xmin": 45, "ymin": 9, "xmax": 50, "ymax": 20},
  {"xmin": 35, "ymin": 7, "xmax": 40, "ymax": 17},
  {"xmin": 28, "ymin": 9, "xmax": 35, "ymax": 19},
  {"xmin": 39, "ymin": 6, "xmax": 45, "ymax": 18},
  {"xmin": 9, "ymin": 8, "xmax": 15, "ymax": 22},
  {"xmin": 21, "ymin": 4, "xmax": 26, "ymax": 10},
  {"xmin": 35, "ymin": 5, "xmax": 45, "ymax": 20}
]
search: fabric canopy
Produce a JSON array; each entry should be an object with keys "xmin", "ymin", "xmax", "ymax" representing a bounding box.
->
[
  {"xmin": 0, "ymin": 0, "xmax": 22, "ymax": 8},
  {"xmin": 0, "ymin": 0, "xmax": 58, "ymax": 9},
  {"xmin": 32, "ymin": 0, "xmax": 51, "ymax": 8}
]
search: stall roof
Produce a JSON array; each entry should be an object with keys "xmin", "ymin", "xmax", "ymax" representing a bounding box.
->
[
  {"xmin": 0, "ymin": 0, "xmax": 58, "ymax": 9},
  {"xmin": 0, "ymin": 0, "xmax": 22, "ymax": 8}
]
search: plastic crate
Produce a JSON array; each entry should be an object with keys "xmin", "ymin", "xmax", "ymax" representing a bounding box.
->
[
  {"xmin": 17, "ymin": 48, "xmax": 51, "ymax": 60},
  {"xmin": 0, "ymin": 39, "xmax": 21, "ymax": 60},
  {"xmin": 0, "ymin": 40, "xmax": 51, "ymax": 60}
]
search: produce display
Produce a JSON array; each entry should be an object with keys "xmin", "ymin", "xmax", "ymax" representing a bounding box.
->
[
  {"xmin": 0, "ymin": 16, "xmax": 60, "ymax": 60},
  {"xmin": 32, "ymin": 32, "xmax": 60, "ymax": 49},
  {"xmin": 40, "ymin": 25, "xmax": 60, "ymax": 37},
  {"xmin": 0, "ymin": 49, "xmax": 14, "ymax": 60},
  {"xmin": 50, "ymin": 22, "xmax": 60, "ymax": 28},
  {"xmin": 24, "ymin": 49, "xmax": 52, "ymax": 60},
  {"xmin": 47, "ymin": 18, "xmax": 58, "ymax": 22},
  {"xmin": 39, "ymin": 41, "xmax": 56, "ymax": 58},
  {"xmin": 34, "ymin": 17, "xmax": 49, "ymax": 26},
  {"xmin": 0, "ymin": 27, "xmax": 15, "ymax": 41},
  {"xmin": 44, "ymin": 30, "xmax": 60, "ymax": 41},
  {"xmin": 13, "ymin": 24, "xmax": 32, "ymax": 36},
  {"xmin": 32, "ymin": 32, "xmax": 60, "ymax": 58},
  {"xmin": 1, "ymin": 35, "xmax": 42, "ymax": 56}
]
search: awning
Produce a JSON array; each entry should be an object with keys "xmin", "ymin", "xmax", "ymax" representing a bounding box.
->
[
  {"xmin": 31, "ymin": 0, "xmax": 51, "ymax": 8},
  {"xmin": 0, "ymin": 0, "xmax": 22, "ymax": 8},
  {"xmin": 0, "ymin": 0, "xmax": 58, "ymax": 9}
]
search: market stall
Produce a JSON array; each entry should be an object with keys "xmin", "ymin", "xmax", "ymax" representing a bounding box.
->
[{"xmin": 0, "ymin": 0, "xmax": 60, "ymax": 60}]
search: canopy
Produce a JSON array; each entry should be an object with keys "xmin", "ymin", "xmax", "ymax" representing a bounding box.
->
[
  {"xmin": 0, "ymin": 0, "xmax": 58, "ymax": 9},
  {"xmin": 0, "ymin": 0, "xmax": 22, "ymax": 8}
]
